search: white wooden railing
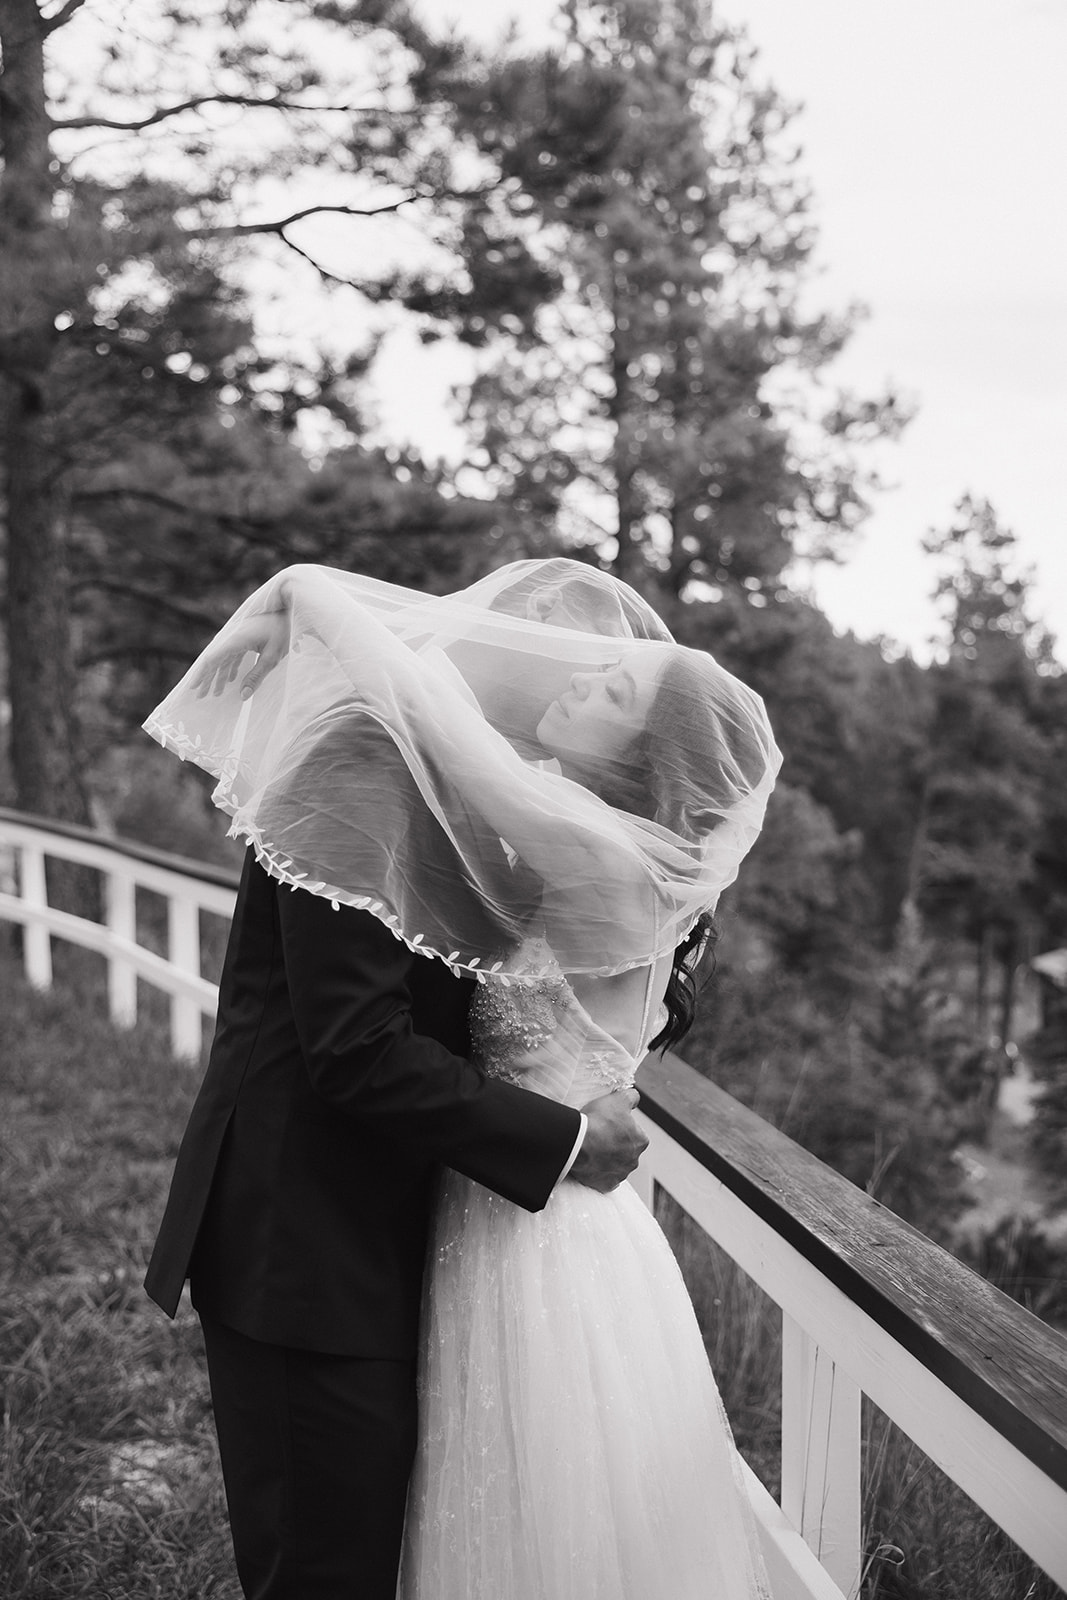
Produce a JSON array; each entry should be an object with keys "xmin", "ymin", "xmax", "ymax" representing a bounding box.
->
[
  {"xmin": 631, "ymin": 1061, "xmax": 1067, "ymax": 1598},
  {"xmin": 1, "ymin": 808, "xmax": 1066, "ymax": 1600},
  {"xmin": 0, "ymin": 806, "xmax": 238, "ymax": 1058}
]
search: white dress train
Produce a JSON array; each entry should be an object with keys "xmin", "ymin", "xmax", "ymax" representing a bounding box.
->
[{"xmin": 399, "ymin": 942, "xmax": 771, "ymax": 1600}]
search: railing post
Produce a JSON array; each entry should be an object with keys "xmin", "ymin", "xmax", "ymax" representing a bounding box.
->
[
  {"xmin": 106, "ymin": 867, "xmax": 137, "ymax": 1029},
  {"xmin": 782, "ymin": 1313, "xmax": 863, "ymax": 1597},
  {"xmin": 167, "ymin": 890, "xmax": 202, "ymax": 1059},
  {"xmin": 19, "ymin": 843, "xmax": 53, "ymax": 991}
]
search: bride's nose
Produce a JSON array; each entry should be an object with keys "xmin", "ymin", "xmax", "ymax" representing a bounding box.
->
[{"xmin": 569, "ymin": 671, "xmax": 595, "ymax": 698}]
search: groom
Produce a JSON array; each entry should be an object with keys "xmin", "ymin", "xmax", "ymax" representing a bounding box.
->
[{"xmin": 145, "ymin": 714, "xmax": 646, "ymax": 1600}]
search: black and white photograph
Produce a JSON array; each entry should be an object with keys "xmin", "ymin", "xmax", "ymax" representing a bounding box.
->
[{"xmin": 1, "ymin": 2, "xmax": 1065, "ymax": 1596}]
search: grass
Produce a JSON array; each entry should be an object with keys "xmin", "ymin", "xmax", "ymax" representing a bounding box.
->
[
  {"xmin": 0, "ymin": 943, "xmax": 238, "ymax": 1599},
  {"xmin": 2, "ymin": 940, "xmax": 1063, "ymax": 1599},
  {"xmin": 857, "ymin": 1401, "xmax": 1064, "ymax": 1600}
]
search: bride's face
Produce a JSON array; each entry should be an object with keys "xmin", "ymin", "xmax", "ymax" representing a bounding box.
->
[{"xmin": 535, "ymin": 652, "xmax": 664, "ymax": 773}]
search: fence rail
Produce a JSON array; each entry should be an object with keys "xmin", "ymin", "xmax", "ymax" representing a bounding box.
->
[
  {"xmin": 2, "ymin": 808, "xmax": 1066, "ymax": 1599},
  {"xmin": 0, "ymin": 806, "xmax": 238, "ymax": 1058}
]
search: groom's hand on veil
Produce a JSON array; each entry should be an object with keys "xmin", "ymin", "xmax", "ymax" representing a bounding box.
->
[{"xmin": 569, "ymin": 1088, "xmax": 648, "ymax": 1193}]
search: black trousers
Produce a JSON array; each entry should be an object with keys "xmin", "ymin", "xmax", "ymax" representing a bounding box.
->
[{"xmin": 199, "ymin": 1315, "xmax": 418, "ymax": 1600}]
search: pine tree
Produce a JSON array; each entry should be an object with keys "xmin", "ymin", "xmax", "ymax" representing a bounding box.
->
[
  {"xmin": 922, "ymin": 493, "xmax": 1058, "ymax": 677},
  {"xmin": 0, "ymin": 0, "xmax": 488, "ymax": 822},
  {"xmin": 395, "ymin": 0, "xmax": 909, "ymax": 597},
  {"xmin": 916, "ymin": 496, "xmax": 1061, "ymax": 1037}
]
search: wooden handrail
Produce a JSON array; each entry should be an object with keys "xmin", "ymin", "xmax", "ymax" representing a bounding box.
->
[
  {"xmin": 0, "ymin": 805, "xmax": 241, "ymax": 889},
  {"xmin": 635, "ymin": 1053, "xmax": 1067, "ymax": 1595},
  {"xmin": 638, "ymin": 1051, "xmax": 1067, "ymax": 1491}
]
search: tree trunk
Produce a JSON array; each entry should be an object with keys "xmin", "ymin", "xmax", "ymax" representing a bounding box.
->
[
  {"xmin": 607, "ymin": 287, "xmax": 639, "ymax": 582},
  {"xmin": 902, "ymin": 773, "xmax": 930, "ymax": 909},
  {"xmin": 999, "ymin": 931, "xmax": 1018, "ymax": 1048},
  {"xmin": 2, "ymin": 0, "xmax": 97, "ymax": 925},
  {"xmin": 667, "ymin": 501, "xmax": 690, "ymax": 595},
  {"xmin": 975, "ymin": 923, "xmax": 991, "ymax": 1035},
  {"xmin": 2, "ymin": 435, "xmax": 90, "ymax": 825},
  {"xmin": 0, "ymin": 0, "xmax": 91, "ymax": 829}
]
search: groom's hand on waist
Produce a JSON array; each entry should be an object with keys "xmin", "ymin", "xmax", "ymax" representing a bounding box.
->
[{"xmin": 568, "ymin": 1089, "xmax": 648, "ymax": 1193}]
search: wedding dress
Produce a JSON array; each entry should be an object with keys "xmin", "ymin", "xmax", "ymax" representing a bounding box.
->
[{"xmin": 399, "ymin": 940, "xmax": 772, "ymax": 1600}]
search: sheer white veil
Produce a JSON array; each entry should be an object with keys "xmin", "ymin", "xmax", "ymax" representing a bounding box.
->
[{"xmin": 144, "ymin": 560, "xmax": 782, "ymax": 982}]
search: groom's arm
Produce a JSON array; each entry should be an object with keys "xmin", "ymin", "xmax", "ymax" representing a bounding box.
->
[{"xmin": 277, "ymin": 876, "xmax": 582, "ymax": 1212}]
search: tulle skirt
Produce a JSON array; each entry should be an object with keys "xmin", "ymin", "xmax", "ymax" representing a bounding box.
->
[{"xmin": 399, "ymin": 1171, "xmax": 770, "ymax": 1600}]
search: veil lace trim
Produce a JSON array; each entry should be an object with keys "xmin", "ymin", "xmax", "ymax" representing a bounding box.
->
[
  {"xmin": 143, "ymin": 562, "xmax": 781, "ymax": 984},
  {"xmin": 145, "ymin": 710, "xmax": 687, "ymax": 985}
]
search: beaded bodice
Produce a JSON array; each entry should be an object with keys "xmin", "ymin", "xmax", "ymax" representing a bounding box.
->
[{"xmin": 469, "ymin": 939, "xmax": 641, "ymax": 1108}]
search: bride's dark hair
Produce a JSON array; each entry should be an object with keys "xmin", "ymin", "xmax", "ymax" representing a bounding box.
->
[{"xmin": 649, "ymin": 909, "xmax": 718, "ymax": 1052}]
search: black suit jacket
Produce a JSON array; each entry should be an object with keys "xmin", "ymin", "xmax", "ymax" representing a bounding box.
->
[{"xmin": 145, "ymin": 853, "xmax": 580, "ymax": 1358}]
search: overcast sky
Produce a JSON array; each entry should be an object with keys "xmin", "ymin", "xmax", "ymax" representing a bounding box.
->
[{"xmin": 420, "ymin": 0, "xmax": 1067, "ymax": 660}]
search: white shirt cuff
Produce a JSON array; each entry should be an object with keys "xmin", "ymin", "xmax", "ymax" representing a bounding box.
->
[{"xmin": 554, "ymin": 1112, "xmax": 588, "ymax": 1188}]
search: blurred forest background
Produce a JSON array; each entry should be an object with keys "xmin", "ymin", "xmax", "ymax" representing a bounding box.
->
[{"xmin": 2, "ymin": 0, "xmax": 1066, "ymax": 1309}]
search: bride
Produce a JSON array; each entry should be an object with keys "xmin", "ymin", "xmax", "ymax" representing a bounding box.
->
[
  {"xmin": 397, "ymin": 615, "xmax": 778, "ymax": 1600},
  {"xmin": 147, "ymin": 558, "xmax": 780, "ymax": 1600}
]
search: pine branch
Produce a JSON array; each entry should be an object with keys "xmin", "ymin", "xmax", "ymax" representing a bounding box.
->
[
  {"xmin": 206, "ymin": 199, "xmax": 418, "ymax": 235},
  {"xmin": 221, "ymin": 185, "xmax": 502, "ymax": 289},
  {"xmin": 74, "ymin": 575, "xmax": 224, "ymax": 632},
  {"xmin": 50, "ymin": 93, "xmax": 420, "ymax": 133},
  {"xmin": 72, "ymin": 484, "xmax": 476, "ymax": 546},
  {"xmin": 275, "ymin": 230, "xmax": 357, "ymax": 287},
  {"xmin": 188, "ymin": 198, "xmax": 419, "ymax": 287},
  {"xmin": 41, "ymin": 0, "xmax": 88, "ymax": 34},
  {"xmin": 77, "ymin": 641, "xmax": 198, "ymax": 668},
  {"xmin": 72, "ymin": 485, "xmax": 284, "ymax": 540}
]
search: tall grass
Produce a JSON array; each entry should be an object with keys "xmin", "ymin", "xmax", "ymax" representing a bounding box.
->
[
  {"xmin": 0, "ymin": 945, "xmax": 238, "ymax": 1598},
  {"xmin": 858, "ymin": 1401, "xmax": 1064, "ymax": 1600}
]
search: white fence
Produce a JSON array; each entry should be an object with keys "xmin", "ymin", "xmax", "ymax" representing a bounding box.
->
[
  {"xmin": 2, "ymin": 808, "xmax": 1066, "ymax": 1600},
  {"xmin": 0, "ymin": 806, "xmax": 237, "ymax": 1058}
]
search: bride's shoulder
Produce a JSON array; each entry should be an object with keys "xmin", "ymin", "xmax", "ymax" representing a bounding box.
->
[{"xmin": 496, "ymin": 931, "xmax": 565, "ymax": 982}]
